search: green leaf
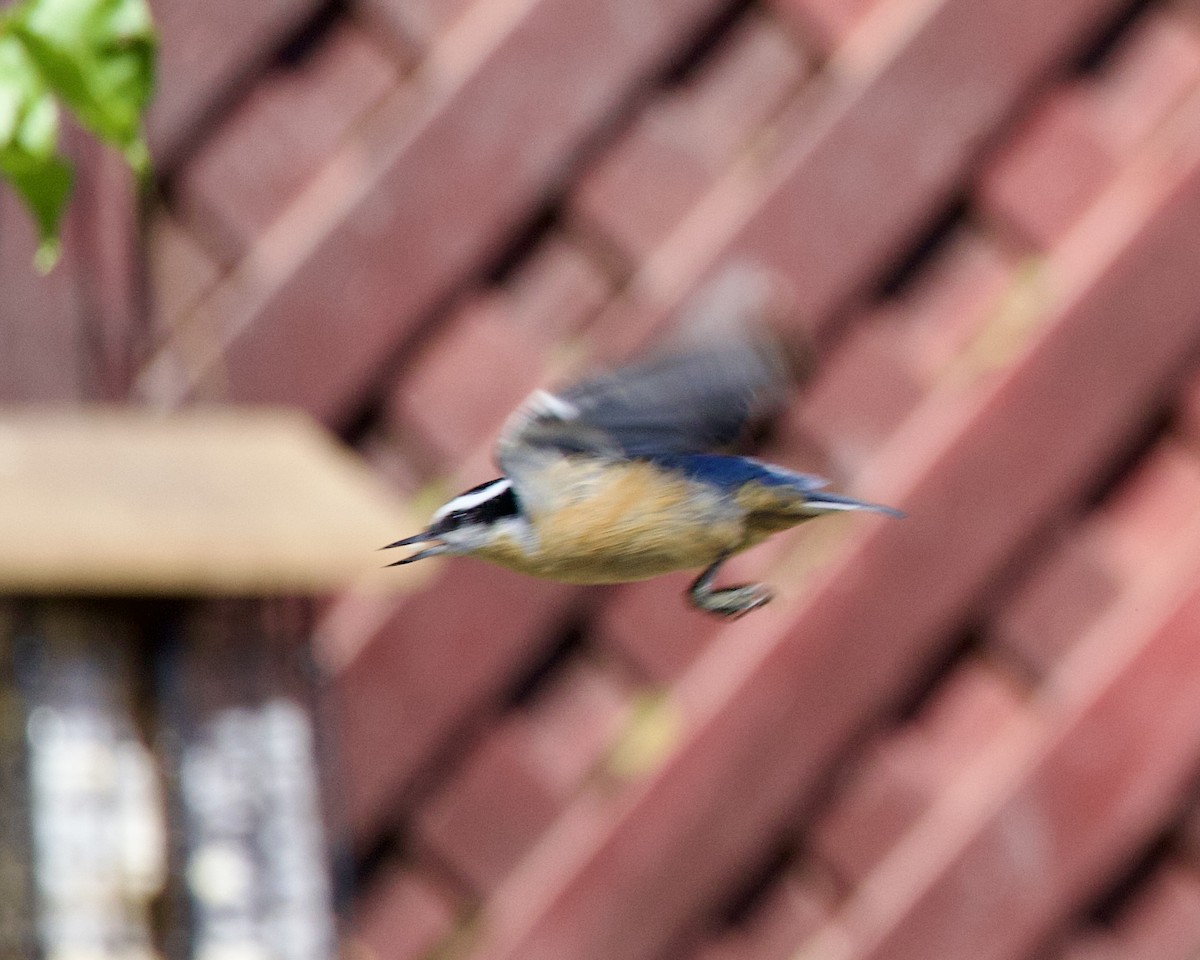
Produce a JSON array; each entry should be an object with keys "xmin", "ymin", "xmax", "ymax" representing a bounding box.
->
[
  {"xmin": 1, "ymin": 142, "xmax": 73, "ymax": 271},
  {"xmin": 11, "ymin": 0, "xmax": 155, "ymax": 174},
  {"xmin": 0, "ymin": 31, "xmax": 73, "ymax": 270}
]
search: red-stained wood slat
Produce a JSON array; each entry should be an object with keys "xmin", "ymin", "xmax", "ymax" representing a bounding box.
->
[
  {"xmin": 793, "ymin": 519, "xmax": 1200, "ymax": 960},
  {"xmin": 142, "ymin": 0, "xmax": 730, "ymax": 424},
  {"xmin": 147, "ymin": 0, "xmax": 327, "ymax": 164}
]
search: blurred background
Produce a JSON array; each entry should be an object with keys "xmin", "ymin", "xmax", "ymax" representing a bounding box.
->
[{"xmin": 5, "ymin": 0, "xmax": 1200, "ymax": 957}]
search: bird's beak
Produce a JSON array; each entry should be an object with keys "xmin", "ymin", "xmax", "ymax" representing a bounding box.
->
[
  {"xmin": 381, "ymin": 530, "xmax": 438, "ymax": 550},
  {"xmin": 380, "ymin": 530, "xmax": 448, "ymax": 566}
]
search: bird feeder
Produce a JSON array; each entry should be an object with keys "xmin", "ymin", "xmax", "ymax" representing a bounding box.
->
[{"xmin": 0, "ymin": 408, "xmax": 417, "ymax": 960}]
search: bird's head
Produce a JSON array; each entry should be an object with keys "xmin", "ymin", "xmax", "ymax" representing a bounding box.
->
[{"xmin": 383, "ymin": 478, "xmax": 521, "ymax": 564}]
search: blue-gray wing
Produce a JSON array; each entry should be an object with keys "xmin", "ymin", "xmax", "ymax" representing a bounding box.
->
[{"xmin": 496, "ymin": 338, "xmax": 788, "ymax": 477}]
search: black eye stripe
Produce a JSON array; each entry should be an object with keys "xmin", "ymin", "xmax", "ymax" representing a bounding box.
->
[{"xmin": 437, "ymin": 481, "xmax": 520, "ymax": 531}]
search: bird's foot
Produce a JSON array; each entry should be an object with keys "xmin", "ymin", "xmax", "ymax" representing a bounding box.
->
[{"xmin": 688, "ymin": 581, "xmax": 774, "ymax": 619}]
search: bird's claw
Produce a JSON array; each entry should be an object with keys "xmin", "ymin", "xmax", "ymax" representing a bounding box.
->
[{"xmin": 689, "ymin": 582, "xmax": 774, "ymax": 619}]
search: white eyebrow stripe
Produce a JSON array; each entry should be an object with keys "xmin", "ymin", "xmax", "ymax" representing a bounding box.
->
[{"xmin": 431, "ymin": 478, "xmax": 513, "ymax": 522}]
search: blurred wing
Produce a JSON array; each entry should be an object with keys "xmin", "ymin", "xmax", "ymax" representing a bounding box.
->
[{"xmin": 496, "ymin": 338, "xmax": 788, "ymax": 476}]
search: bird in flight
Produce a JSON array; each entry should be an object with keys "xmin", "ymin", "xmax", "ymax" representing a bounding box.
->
[{"xmin": 384, "ymin": 336, "xmax": 901, "ymax": 617}]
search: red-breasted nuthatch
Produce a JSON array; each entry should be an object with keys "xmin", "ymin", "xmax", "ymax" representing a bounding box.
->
[{"xmin": 384, "ymin": 336, "xmax": 901, "ymax": 617}]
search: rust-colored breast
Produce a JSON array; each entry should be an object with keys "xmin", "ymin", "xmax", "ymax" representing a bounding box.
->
[{"xmin": 475, "ymin": 459, "xmax": 746, "ymax": 584}]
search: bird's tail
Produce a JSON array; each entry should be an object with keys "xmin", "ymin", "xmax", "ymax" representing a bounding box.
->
[{"xmin": 800, "ymin": 491, "xmax": 905, "ymax": 519}]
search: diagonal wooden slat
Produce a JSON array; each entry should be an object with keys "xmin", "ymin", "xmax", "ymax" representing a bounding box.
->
[{"xmin": 140, "ymin": 0, "xmax": 730, "ymax": 424}]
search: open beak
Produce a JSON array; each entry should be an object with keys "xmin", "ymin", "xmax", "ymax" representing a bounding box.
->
[{"xmin": 380, "ymin": 530, "xmax": 448, "ymax": 566}]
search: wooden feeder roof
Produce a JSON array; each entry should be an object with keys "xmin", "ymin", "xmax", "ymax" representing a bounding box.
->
[{"xmin": 0, "ymin": 408, "xmax": 424, "ymax": 595}]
